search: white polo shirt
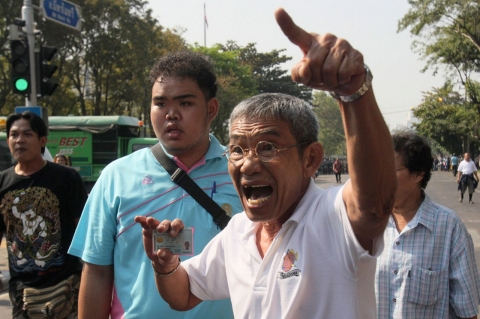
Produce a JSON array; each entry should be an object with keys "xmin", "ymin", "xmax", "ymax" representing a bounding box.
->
[
  {"xmin": 182, "ymin": 180, "xmax": 383, "ymax": 319},
  {"xmin": 458, "ymin": 160, "xmax": 478, "ymax": 175}
]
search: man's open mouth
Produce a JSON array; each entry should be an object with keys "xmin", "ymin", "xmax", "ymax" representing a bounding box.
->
[{"xmin": 244, "ymin": 185, "xmax": 273, "ymax": 205}]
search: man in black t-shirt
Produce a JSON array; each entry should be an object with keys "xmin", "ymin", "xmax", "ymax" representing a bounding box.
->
[{"xmin": 0, "ymin": 112, "xmax": 87, "ymax": 318}]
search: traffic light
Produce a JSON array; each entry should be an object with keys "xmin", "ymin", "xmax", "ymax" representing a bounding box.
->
[
  {"xmin": 36, "ymin": 45, "xmax": 58, "ymax": 97},
  {"xmin": 10, "ymin": 39, "xmax": 31, "ymax": 95}
]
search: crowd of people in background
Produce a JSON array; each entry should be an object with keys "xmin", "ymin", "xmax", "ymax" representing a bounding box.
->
[
  {"xmin": 434, "ymin": 153, "xmax": 480, "ymax": 172},
  {"xmin": 316, "ymin": 157, "xmax": 348, "ymax": 176}
]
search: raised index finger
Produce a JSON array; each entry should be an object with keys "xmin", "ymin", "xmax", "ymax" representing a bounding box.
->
[{"xmin": 275, "ymin": 8, "xmax": 312, "ymax": 53}]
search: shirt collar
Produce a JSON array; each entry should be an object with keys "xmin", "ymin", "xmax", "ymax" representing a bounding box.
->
[
  {"xmin": 284, "ymin": 178, "xmax": 319, "ymax": 226},
  {"xmin": 390, "ymin": 191, "xmax": 435, "ymax": 233},
  {"xmin": 158, "ymin": 134, "xmax": 225, "ymax": 172}
]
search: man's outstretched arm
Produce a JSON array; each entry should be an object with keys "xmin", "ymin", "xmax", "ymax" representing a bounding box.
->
[
  {"xmin": 275, "ymin": 8, "xmax": 396, "ymax": 251},
  {"xmin": 135, "ymin": 216, "xmax": 202, "ymax": 311}
]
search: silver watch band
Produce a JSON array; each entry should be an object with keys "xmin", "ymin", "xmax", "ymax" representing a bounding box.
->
[{"xmin": 330, "ymin": 65, "xmax": 373, "ymax": 103}]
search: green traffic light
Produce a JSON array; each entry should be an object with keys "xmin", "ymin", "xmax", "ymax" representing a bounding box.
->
[{"xmin": 15, "ymin": 78, "xmax": 28, "ymax": 92}]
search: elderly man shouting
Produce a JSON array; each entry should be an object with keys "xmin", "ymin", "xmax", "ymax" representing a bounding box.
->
[{"xmin": 136, "ymin": 8, "xmax": 396, "ymax": 319}]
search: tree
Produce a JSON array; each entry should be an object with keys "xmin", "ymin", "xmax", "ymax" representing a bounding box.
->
[
  {"xmin": 312, "ymin": 91, "xmax": 345, "ymax": 157},
  {"xmin": 0, "ymin": 0, "xmax": 187, "ymax": 123},
  {"xmin": 63, "ymin": 0, "xmax": 186, "ymax": 117},
  {"xmin": 412, "ymin": 82, "xmax": 479, "ymax": 154},
  {"xmin": 192, "ymin": 44, "xmax": 256, "ymax": 144},
  {"xmin": 398, "ymin": 0, "xmax": 480, "ymax": 116},
  {"xmin": 222, "ymin": 41, "xmax": 312, "ymax": 102}
]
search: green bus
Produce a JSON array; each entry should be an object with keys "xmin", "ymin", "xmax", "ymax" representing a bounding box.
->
[{"xmin": 0, "ymin": 115, "xmax": 157, "ymax": 190}]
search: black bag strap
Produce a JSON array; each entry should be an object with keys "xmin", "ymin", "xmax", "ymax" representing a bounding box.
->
[{"xmin": 151, "ymin": 143, "xmax": 231, "ymax": 230}]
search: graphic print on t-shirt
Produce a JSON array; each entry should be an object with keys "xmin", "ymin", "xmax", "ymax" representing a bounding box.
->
[
  {"xmin": 2, "ymin": 187, "xmax": 62, "ymax": 271},
  {"xmin": 278, "ymin": 248, "xmax": 302, "ymax": 279}
]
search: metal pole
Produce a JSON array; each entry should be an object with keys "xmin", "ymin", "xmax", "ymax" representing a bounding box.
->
[{"xmin": 22, "ymin": 0, "xmax": 37, "ymax": 106}]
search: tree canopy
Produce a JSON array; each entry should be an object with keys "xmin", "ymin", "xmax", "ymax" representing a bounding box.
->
[
  {"xmin": 192, "ymin": 44, "xmax": 256, "ymax": 144},
  {"xmin": 399, "ymin": 0, "xmax": 480, "ymax": 154},
  {"xmin": 312, "ymin": 91, "xmax": 345, "ymax": 157},
  {"xmin": 1, "ymin": 0, "xmax": 311, "ymax": 142},
  {"xmin": 412, "ymin": 82, "xmax": 479, "ymax": 153},
  {"xmin": 1, "ymin": 0, "xmax": 187, "ymax": 122},
  {"xmin": 222, "ymin": 41, "xmax": 312, "ymax": 102}
]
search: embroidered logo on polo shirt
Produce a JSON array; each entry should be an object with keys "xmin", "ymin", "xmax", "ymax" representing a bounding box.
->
[
  {"xmin": 277, "ymin": 249, "xmax": 301, "ymax": 279},
  {"xmin": 142, "ymin": 175, "xmax": 154, "ymax": 185},
  {"xmin": 221, "ymin": 203, "xmax": 233, "ymax": 217}
]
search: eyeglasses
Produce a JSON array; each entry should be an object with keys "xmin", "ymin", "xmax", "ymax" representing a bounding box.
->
[{"xmin": 222, "ymin": 141, "xmax": 309, "ymax": 164}]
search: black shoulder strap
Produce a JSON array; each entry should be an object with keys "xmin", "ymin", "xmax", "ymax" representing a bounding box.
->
[{"xmin": 151, "ymin": 143, "xmax": 231, "ymax": 230}]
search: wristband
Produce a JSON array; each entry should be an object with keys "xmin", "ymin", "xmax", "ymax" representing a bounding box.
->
[{"xmin": 152, "ymin": 258, "xmax": 181, "ymax": 277}]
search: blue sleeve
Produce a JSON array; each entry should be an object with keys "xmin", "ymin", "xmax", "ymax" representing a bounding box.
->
[
  {"xmin": 68, "ymin": 168, "xmax": 118, "ymax": 265},
  {"xmin": 449, "ymin": 222, "xmax": 480, "ymax": 317}
]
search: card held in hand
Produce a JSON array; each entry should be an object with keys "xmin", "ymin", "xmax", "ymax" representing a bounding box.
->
[{"xmin": 153, "ymin": 227, "xmax": 193, "ymax": 256}]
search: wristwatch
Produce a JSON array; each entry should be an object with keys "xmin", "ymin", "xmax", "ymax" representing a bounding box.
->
[{"xmin": 330, "ymin": 65, "xmax": 373, "ymax": 103}]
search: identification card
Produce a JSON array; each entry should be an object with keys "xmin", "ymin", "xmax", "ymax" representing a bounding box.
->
[{"xmin": 153, "ymin": 227, "xmax": 193, "ymax": 256}]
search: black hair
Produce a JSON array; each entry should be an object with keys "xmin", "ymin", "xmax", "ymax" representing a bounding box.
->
[
  {"xmin": 392, "ymin": 131, "xmax": 433, "ymax": 189},
  {"xmin": 149, "ymin": 51, "xmax": 217, "ymax": 101},
  {"xmin": 53, "ymin": 154, "xmax": 70, "ymax": 166},
  {"xmin": 6, "ymin": 112, "xmax": 48, "ymax": 154}
]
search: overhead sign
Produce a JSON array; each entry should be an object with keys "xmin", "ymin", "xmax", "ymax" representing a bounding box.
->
[
  {"xmin": 15, "ymin": 107, "xmax": 49, "ymax": 127},
  {"xmin": 41, "ymin": 0, "xmax": 82, "ymax": 31},
  {"xmin": 15, "ymin": 106, "xmax": 42, "ymax": 117}
]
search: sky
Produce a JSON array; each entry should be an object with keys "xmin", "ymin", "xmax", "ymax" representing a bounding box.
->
[{"xmin": 147, "ymin": 0, "xmax": 447, "ymax": 129}]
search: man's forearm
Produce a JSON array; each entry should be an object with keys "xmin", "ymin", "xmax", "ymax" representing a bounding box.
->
[
  {"xmin": 154, "ymin": 263, "xmax": 202, "ymax": 311},
  {"xmin": 340, "ymin": 88, "xmax": 396, "ymax": 248},
  {"xmin": 78, "ymin": 263, "xmax": 114, "ymax": 319},
  {"xmin": 341, "ymin": 88, "xmax": 396, "ymax": 219}
]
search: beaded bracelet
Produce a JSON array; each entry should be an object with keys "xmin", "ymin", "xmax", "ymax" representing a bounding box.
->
[{"xmin": 152, "ymin": 258, "xmax": 181, "ymax": 277}]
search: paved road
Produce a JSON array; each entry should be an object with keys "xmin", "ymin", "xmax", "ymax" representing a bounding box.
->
[
  {"xmin": 0, "ymin": 171, "xmax": 478, "ymax": 317},
  {"xmin": 317, "ymin": 171, "xmax": 480, "ymax": 264}
]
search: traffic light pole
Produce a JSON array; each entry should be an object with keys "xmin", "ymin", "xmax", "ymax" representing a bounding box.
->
[{"xmin": 22, "ymin": 0, "xmax": 37, "ymax": 106}]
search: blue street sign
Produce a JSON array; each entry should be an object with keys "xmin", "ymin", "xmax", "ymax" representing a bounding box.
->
[
  {"xmin": 15, "ymin": 106, "xmax": 43, "ymax": 117},
  {"xmin": 41, "ymin": 0, "xmax": 82, "ymax": 31}
]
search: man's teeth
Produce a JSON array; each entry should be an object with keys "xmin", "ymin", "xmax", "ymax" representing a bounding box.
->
[
  {"xmin": 245, "ymin": 185, "xmax": 271, "ymax": 205},
  {"xmin": 247, "ymin": 196, "xmax": 270, "ymax": 205}
]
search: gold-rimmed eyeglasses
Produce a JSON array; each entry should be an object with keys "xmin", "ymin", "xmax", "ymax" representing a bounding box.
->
[{"xmin": 222, "ymin": 141, "xmax": 309, "ymax": 164}]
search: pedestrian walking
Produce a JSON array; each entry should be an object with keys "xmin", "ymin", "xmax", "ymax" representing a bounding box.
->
[
  {"xmin": 0, "ymin": 112, "xmax": 87, "ymax": 318},
  {"xmin": 333, "ymin": 158, "xmax": 342, "ymax": 183},
  {"xmin": 457, "ymin": 153, "xmax": 479, "ymax": 204},
  {"xmin": 451, "ymin": 153, "xmax": 459, "ymax": 176}
]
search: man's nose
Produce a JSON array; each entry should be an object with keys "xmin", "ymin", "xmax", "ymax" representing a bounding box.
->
[
  {"xmin": 239, "ymin": 152, "xmax": 262, "ymax": 174},
  {"xmin": 165, "ymin": 107, "xmax": 179, "ymax": 120}
]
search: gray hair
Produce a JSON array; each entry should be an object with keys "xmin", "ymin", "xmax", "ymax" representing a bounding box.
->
[{"xmin": 229, "ymin": 93, "xmax": 319, "ymax": 150}]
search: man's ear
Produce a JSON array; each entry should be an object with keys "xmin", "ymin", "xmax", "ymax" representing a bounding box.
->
[
  {"xmin": 415, "ymin": 171, "xmax": 425, "ymax": 184},
  {"xmin": 303, "ymin": 142, "xmax": 324, "ymax": 178},
  {"xmin": 40, "ymin": 136, "xmax": 47, "ymax": 149},
  {"xmin": 206, "ymin": 97, "xmax": 219, "ymax": 123}
]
